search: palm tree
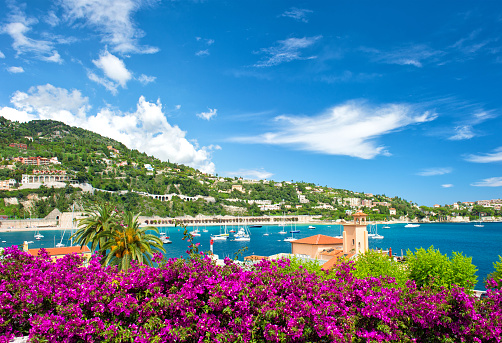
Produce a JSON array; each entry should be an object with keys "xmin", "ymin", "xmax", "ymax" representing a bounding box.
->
[
  {"xmin": 98, "ymin": 211, "xmax": 165, "ymax": 271},
  {"xmin": 71, "ymin": 201, "xmax": 116, "ymax": 254}
]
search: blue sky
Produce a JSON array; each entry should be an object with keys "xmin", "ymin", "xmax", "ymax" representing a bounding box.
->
[{"xmin": 0, "ymin": 0, "xmax": 501, "ymax": 206}]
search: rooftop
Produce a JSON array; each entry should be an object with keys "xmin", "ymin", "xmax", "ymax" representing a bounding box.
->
[
  {"xmin": 28, "ymin": 246, "xmax": 91, "ymax": 257},
  {"xmin": 291, "ymin": 234, "xmax": 343, "ymax": 245}
]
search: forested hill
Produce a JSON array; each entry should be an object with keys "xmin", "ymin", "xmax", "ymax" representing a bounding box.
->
[
  {"xmin": 0, "ymin": 117, "xmax": 171, "ymax": 173},
  {"xmin": 1, "ymin": 117, "xmax": 492, "ymax": 222}
]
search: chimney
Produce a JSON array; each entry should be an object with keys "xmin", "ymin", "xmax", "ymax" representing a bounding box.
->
[
  {"xmin": 389, "ymin": 247, "xmax": 392, "ymax": 257},
  {"xmin": 23, "ymin": 241, "xmax": 28, "ymax": 252}
]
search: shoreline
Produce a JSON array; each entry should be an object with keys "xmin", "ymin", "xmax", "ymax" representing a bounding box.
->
[{"xmin": 1, "ymin": 219, "xmax": 500, "ymax": 233}]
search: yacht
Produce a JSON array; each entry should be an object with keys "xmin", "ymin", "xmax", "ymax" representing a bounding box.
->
[
  {"xmin": 234, "ymin": 226, "xmax": 250, "ymax": 241},
  {"xmin": 161, "ymin": 236, "xmax": 172, "ymax": 244},
  {"xmin": 404, "ymin": 223, "xmax": 420, "ymax": 228},
  {"xmin": 308, "ymin": 225, "xmax": 316, "ymax": 230},
  {"xmin": 474, "ymin": 215, "xmax": 484, "ymax": 227},
  {"xmin": 211, "ymin": 225, "xmax": 229, "ymax": 241},
  {"xmin": 284, "ymin": 236, "xmax": 297, "ymax": 242},
  {"xmin": 34, "ymin": 230, "xmax": 44, "ymax": 240},
  {"xmin": 190, "ymin": 228, "xmax": 201, "ymax": 237}
]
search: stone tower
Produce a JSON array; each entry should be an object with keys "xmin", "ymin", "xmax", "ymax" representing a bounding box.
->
[{"xmin": 342, "ymin": 211, "xmax": 369, "ymax": 254}]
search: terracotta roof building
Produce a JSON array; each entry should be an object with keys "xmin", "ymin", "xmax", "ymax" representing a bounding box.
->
[
  {"xmin": 290, "ymin": 234, "xmax": 343, "ymax": 259},
  {"xmin": 24, "ymin": 243, "xmax": 92, "ymax": 262}
]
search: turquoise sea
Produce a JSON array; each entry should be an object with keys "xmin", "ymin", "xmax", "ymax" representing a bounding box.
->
[{"xmin": 1, "ymin": 222, "xmax": 500, "ymax": 289}]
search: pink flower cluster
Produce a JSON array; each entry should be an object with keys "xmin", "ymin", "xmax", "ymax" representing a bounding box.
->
[{"xmin": 0, "ymin": 246, "xmax": 501, "ymax": 342}]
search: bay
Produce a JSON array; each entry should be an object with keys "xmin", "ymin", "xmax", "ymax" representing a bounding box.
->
[{"xmin": 1, "ymin": 222, "xmax": 500, "ymax": 289}]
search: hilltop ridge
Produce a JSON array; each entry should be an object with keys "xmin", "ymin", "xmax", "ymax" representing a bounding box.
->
[{"xmin": 0, "ymin": 118, "xmax": 498, "ymax": 222}]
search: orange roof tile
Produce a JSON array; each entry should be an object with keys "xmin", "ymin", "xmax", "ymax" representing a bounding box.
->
[
  {"xmin": 321, "ymin": 252, "xmax": 355, "ymax": 270},
  {"xmin": 28, "ymin": 246, "xmax": 91, "ymax": 257},
  {"xmin": 291, "ymin": 234, "xmax": 343, "ymax": 245}
]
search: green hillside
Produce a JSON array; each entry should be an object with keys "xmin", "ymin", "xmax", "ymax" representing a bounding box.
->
[{"xmin": 0, "ymin": 118, "xmax": 496, "ymax": 221}]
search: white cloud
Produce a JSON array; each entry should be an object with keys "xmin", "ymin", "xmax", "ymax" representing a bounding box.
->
[
  {"xmin": 195, "ymin": 49, "xmax": 209, "ymax": 56},
  {"xmin": 225, "ymin": 169, "xmax": 273, "ymax": 180},
  {"xmin": 87, "ymin": 71, "xmax": 119, "ymax": 95},
  {"xmin": 196, "ymin": 108, "xmax": 217, "ymax": 121},
  {"xmin": 0, "ymin": 51, "xmax": 5, "ymax": 58},
  {"xmin": 363, "ymin": 44, "xmax": 443, "ymax": 68},
  {"xmin": 92, "ymin": 50, "xmax": 132, "ymax": 87},
  {"xmin": 2, "ymin": 19, "xmax": 63, "ymax": 63},
  {"xmin": 280, "ymin": 8, "xmax": 313, "ymax": 23},
  {"xmin": 254, "ymin": 36, "xmax": 322, "ymax": 67},
  {"xmin": 231, "ymin": 101, "xmax": 436, "ymax": 159},
  {"xmin": 1, "ymin": 84, "xmax": 216, "ymax": 173},
  {"xmin": 465, "ymin": 147, "xmax": 502, "ymax": 163},
  {"xmin": 0, "ymin": 106, "xmax": 36, "ymax": 122},
  {"xmin": 175, "ymin": 105, "xmax": 181, "ymax": 110},
  {"xmin": 441, "ymin": 184, "xmax": 454, "ymax": 188},
  {"xmin": 11, "ymin": 84, "xmax": 90, "ymax": 125},
  {"xmin": 471, "ymin": 177, "xmax": 502, "ymax": 187},
  {"xmin": 417, "ymin": 167, "xmax": 452, "ymax": 176},
  {"xmin": 7, "ymin": 66, "xmax": 25, "ymax": 73},
  {"xmin": 44, "ymin": 11, "xmax": 61, "ymax": 27},
  {"xmin": 60, "ymin": 0, "xmax": 159, "ymax": 54},
  {"xmin": 448, "ymin": 125, "xmax": 474, "ymax": 140},
  {"xmin": 137, "ymin": 74, "xmax": 156, "ymax": 85}
]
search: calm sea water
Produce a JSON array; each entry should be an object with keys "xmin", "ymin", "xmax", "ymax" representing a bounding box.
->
[{"xmin": 1, "ymin": 222, "xmax": 500, "ymax": 289}]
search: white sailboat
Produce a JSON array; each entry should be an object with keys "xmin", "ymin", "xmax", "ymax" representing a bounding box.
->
[
  {"xmin": 211, "ymin": 224, "xmax": 229, "ymax": 241},
  {"xmin": 334, "ymin": 225, "xmax": 343, "ymax": 239},
  {"xmin": 474, "ymin": 215, "xmax": 484, "ymax": 228},
  {"xmin": 263, "ymin": 226, "xmax": 270, "ymax": 236},
  {"xmin": 234, "ymin": 225, "xmax": 251, "ymax": 241},
  {"xmin": 284, "ymin": 229, "xmax": 297, "ymax": 242},
  {"xmin": 367, "ymin": 221, "xmax": 376, "ymax": 238},
  {"xmin": 372, "ymin": 223, "xmax": 384, "ymax": 239},
  {"xmin": 278, "ymin": 218, "xmax": 287, "ymax": 234},
  {"xmin": 55, "ymin": 229, "xmax": 65, "ymax": 247},
  {"xmin": 190, "ymin": 224, "xmax": 201, "ymax": 237},
  {"xmin": 34, "ymin": 231, "xmax": 43, "ymax": 240},
  {"xmin": 160, "ymin": 227, "xmax": 172, "ymax": 244}
]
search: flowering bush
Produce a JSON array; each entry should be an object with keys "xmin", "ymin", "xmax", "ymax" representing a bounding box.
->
[{"xmin": 1, "ymin": 246, "xmax": 501, "ymax": 342}]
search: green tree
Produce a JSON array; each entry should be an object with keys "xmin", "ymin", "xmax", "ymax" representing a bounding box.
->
[
  {"xmin": 407, "ymin": 246, "xmax": 477, "ymax": 290},
  {"xmin": 486, "ymin": 255, "xmax": 502, "ymax": 288},
  {"xmin": 71, "ymin": 201, "xmax": 116, "ymax": 254},
  {"xmin": 98, "ymin": 211, "xmax": 165, "ymax": 270},
  {"xmin": 352, "ymin": 250, "xmax": 409, "ymax": 288}
]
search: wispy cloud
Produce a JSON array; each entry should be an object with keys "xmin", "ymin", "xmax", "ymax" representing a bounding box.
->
[
  {"xmin": 417, "ymin": 167, "xmax": 452, "ymax": 176},
  {"xmin": 280, "ymin": 7, "xmax": 313, "ymax": 23},
  {"xmin": 446, "ymin": 109, "xmax": 496, "ymax": 140},
  {"xmin": 471, "ymin": 176, "xmax": 502, "ymax": 187},
  {"xmin": 137, "ymin": 74, "xmax": 156, "ymax": 85},
  {"xmin": 7, "ymin": 66, "xmax": 24, "ymax": 73},
  {"xmin": 319, "ymin": 71, "xmax": 381, "ymax": 84},
  {"xmin": 441, "ymin": 184, "xmax": 454, "ymax": 188},
  {"xmin": 225, "ymin": 168, "xmax": 273, "ymax": 180},
  {"xmin": 448, "ymin": 125, "xmax": 474, "ymax": 140},
  {"xmin": 450, "ymin": 29, "xmax": 497, "ymax": 57},
  {"xmin": 60, "ymin": 0, "xmax": 159, "ymax": 54},
  {"xmin": 254, "ymin": 36, "xmax": 322, "ymax": 67},
  {"xmin": 195, "ymin": 37, "xmax": 214, "ymax": 56},
  {"xmin": 465, "ymin": 147, "xmax": 502, "ymax": 163},
  {"xmin": 0, "ymin": 51, "xmax": 5, "ymax": 58},
  {"xmin": 1, "ymin": 5, "xmax": 63, "ymax": 63},
  {"xmin": 195, "ymin": 49, "xmax": 209, "ymax": 56},
  {"xmin": 231, "ymin": 101, "xmax": 437, "ymax": 159},
  {"xmin": 0, "ymin": 84, "xmax": 216, "ymax": 173},
  {"xmin": 362, "ymin": 44, "xmax": 443, "ymax": 67},
  {"xmin": 196, "ymin": 108, "xmax": 217, "ymax": 120}
]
